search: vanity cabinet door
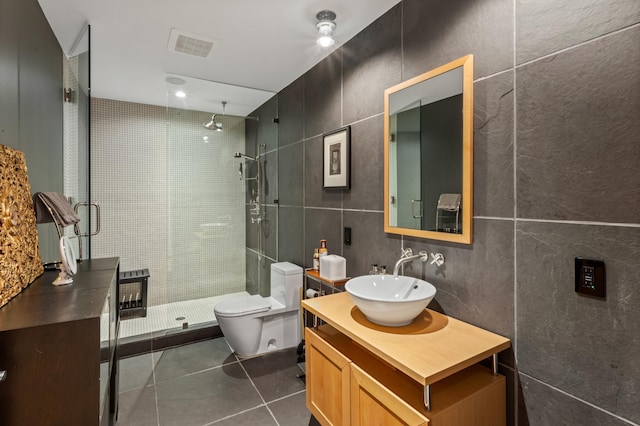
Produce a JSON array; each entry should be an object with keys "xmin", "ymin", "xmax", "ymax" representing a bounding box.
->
[
  {"xmin": 306, "ymin": 328, "xmax": 351, "ymax": 426},
  {"xmin": 350, "ymin": 364, "xmax": 429, "ymax": 426}
]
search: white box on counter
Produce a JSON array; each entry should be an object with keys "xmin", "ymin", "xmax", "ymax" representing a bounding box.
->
[{"xmin": 319, "ymin": 254, "xmax": 346, "ymax": 281}]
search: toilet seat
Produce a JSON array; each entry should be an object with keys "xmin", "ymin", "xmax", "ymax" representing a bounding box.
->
[{"xmin": 214, "ymin": 294, "xmax": 271, "ymax": 318}]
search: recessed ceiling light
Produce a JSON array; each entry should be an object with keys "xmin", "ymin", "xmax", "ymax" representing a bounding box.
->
[
  {"xmin": 175, "ymin": 91, "xmax": 186, "ymax": 98},
  {"xmin": 166, "ymin": 76, "xmax": 186, "ymax": 85}
]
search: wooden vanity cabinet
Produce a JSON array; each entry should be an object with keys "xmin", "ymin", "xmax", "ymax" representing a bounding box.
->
[
  {"xmin": 303, "ymin": 293, "xmax": 510, "ymax": 426},
  {"xmin": 307, "ymin": 326, "xmax": 506, "ymax": 426},
  {"xmin": 349, "ymin": 362, "xmax": 428, "ymax": 425},
  {"xmin": 306, "ymin": 326, "xmax": 351, "ymax": 425}
]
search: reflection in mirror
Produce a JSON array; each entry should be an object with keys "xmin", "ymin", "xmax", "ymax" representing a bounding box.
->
[{"xmin": 384, "ymin": 55, "xmax": 473, "ymax": 244}]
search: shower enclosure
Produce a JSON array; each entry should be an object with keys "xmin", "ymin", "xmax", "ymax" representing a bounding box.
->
[{"xmin": 89, "ymin": 72, "xmax": 277, "ymax": 342}]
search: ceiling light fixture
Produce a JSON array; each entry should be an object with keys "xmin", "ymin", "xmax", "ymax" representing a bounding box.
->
[
  {"xmin": 175, "ymin": 90, "xmax": 186, "ymax": 98},
  {"xmin": 316, "ymin": 10, "xmax": 337, "ymax": 47}
]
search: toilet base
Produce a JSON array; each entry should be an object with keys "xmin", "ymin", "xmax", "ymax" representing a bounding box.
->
[
  {"xmin": 224, "ymin": 308, "xmax": 300, "ymax": 358},
  {"xmin": 254, "ymin": 309, "xmax": 300, "ymax": 355}
]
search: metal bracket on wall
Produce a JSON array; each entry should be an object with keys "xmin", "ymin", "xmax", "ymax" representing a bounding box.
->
[{"xmin": 63, "ymin": 88, "xmax": 73, "ymax": 103}]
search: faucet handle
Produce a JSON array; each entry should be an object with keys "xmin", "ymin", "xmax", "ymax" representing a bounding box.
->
[
  {"xmin": 430, "ymin": 253, "xmax": 445, "ymax": 267},
  {"xmin": 400, "ymin": 247, "xmax": 413, "ymax": 258}
]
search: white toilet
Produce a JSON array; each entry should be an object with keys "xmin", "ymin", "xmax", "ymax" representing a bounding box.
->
[{"xmin": 214, "ymin": 262, "xmax": 303, "ymax": 357}]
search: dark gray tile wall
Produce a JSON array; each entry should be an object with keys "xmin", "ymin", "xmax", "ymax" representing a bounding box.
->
[
  {"xmin": 518, "ymin": 374, "xmax": 635, "ymax": 426},
  {"xmin": 277, "ymin": 77, "xmax": 304, "ymax": 147},
  {"xmin": 1, "ymin": 0, "xmax": 63, "ymax": 261},
  {"xmin": 342, "ymin": 116, "xmax": 385, "ymax": 211},
  {"xmin": 303, "ymin": 52, "xmax": 342, "ymax": 138},
  {"xmin": 515, "ymin": 0, "xmax": 640, "ymax": 64},
  {"xmin": 402, "ymin": 0, "xmax": 514, "ymax": 80},
  {"xmin": 473, "ymin": 71, "xmax": 514, "ymax": 218},
  {"xmin": 244, "ymin": 1, "xmax": 640, "ymax": 424},
  {"xmin": 244, "ymin": 96, "xmax": 280, "ymax": 295},
  {"xmin": 277, "ymin": 142, "xmax": 303, "ymax": 206},
  {"xmin": 516, "ymin": 26, "xmax": 640, "ymax": 223},
  {"xmin": 517, "ymin": 221, "xmax": 640, "ymax": 423},
  {"xmin": 304, "ymin": 135, "xmax": 342, "ymax": 209},
  {"xmin": 342, "ymin": 4, "xmax": 402, "ymax": 124}
]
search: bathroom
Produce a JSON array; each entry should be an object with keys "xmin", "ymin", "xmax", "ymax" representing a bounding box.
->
[{"xmin": 2, "ymin": 0, "xmax": 639, "ymax": 425}]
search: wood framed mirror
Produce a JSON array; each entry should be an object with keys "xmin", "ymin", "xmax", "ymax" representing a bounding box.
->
[{"xmin": 384, "ymin": 55, "xmax": 474, "ymax": 244}]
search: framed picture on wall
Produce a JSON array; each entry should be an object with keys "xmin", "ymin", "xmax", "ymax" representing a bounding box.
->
[{"xmin": 322, "ymin": 126, "xmax": 351, "ymax": 190}]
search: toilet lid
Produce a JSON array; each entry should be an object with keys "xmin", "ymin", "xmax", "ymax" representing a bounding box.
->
[{"xmin": 214, "ymin": 294, "xmax": 271, "ymax": 317}]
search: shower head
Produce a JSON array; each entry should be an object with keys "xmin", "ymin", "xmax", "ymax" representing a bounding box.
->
[
  {"xmin": 204, "ymin": 101, "xmax": 226, "ymax": 131},
  {"xmin": 203, "ymin": 114, "xmax": 223, "ymax": 131},
  {"xmin": 233, "ymin": 152, "xmax": 257, "ymax": 161}
]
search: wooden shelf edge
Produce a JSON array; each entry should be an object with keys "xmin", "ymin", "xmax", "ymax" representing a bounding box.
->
[{"xmin": 305, "ymin": 269, "xmax": 350, "ymax": 287}]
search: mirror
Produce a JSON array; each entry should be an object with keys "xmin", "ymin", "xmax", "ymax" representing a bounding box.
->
[{"xmin": 384, "ymin": 55, "xmax": 473, "ymax": 244}]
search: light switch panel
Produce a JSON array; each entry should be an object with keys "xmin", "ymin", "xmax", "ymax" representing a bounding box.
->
[{"xmin": 575, "ymin": 258, "xmax": 605, "ymax": 299}]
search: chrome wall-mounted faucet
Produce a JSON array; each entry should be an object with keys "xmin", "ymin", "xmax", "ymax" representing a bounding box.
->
[{"xmin": 392, "ymin": 248, "xmax": 429, "ymax": 277}]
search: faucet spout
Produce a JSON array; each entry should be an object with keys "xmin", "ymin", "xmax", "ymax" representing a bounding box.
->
[
  {"xmin": 392, "ymin": 254, "xmax": 422, "ymax": 277},
  {"xmin": 392, "ymin": 249, "xmax": 429, "ymax": 277}
]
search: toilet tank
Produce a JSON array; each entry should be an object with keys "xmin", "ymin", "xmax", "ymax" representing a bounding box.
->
[{"xmin": 271, "ymin": 262, "xmax": 303, "ymax": 307}]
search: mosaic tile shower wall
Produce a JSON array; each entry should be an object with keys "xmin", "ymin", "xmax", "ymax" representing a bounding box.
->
[{"xmin": 91, "ymin": 98, "xmax": 246, "ymax": 307}]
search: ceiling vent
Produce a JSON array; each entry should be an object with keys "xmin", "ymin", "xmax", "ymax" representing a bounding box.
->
[{"xmin": 167, "ymin": 29, "xmax": 218, "ymax": 58}]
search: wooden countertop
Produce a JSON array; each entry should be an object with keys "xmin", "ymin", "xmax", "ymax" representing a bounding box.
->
[
  {"xmin": 302, "ymin": 291, "xmax": 510, "ymax": 386},
  {"xmin": 0, "ymin": 257, "xmax": 119, "ymax": 332}
]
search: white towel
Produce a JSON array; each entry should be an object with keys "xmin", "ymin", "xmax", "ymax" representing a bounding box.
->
[{"xmin": 437, "ymin": 193, "xmax": 461, "ymax": 211}]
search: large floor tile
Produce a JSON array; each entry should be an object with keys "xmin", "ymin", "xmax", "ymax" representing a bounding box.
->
[
  {"xmin": 156, "ymin": 363, "xmax": 263, "ymax": 426},
  {"xmin": 117, "ymin": 385, "xmax": 159, "ymax": 426},
  {"xmin": 154, "ymin": 338, "xmax": 237, "ymax": 383},
  {"xmin": 267, "ymin": 391, "xmax": 312, "ymax": 426},
  {"xmin": 119, "ymin": 352, "xmax": 156, "ymax": 392},
  {"xmin": 240, "ymin": 347, "xmax": 306, "ymax": 403}
]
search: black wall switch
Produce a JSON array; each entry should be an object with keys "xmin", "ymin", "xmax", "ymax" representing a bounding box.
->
[
  {"xmin": 344, "ymin": 227, "xmax": 352, "ymax": 245},
  {"xmin": 575, "ymin": 258, "xmax": 606, "ymax": 299}
]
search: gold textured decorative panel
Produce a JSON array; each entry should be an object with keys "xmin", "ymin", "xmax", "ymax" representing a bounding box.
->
[{"xmin": 0, "ymin": 145, "xmax": 44, "ymax": 308}]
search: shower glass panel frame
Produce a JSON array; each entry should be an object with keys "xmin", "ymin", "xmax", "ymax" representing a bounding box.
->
[{"xmin": 63, "ymin": 25, "xmax": 91, "ymax": 260}]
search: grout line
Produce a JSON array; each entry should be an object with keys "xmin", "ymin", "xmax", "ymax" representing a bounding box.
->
[
  {"xmin": 346, "ymin": 111, "xmax": 384, "ymax": 127},
  {"xmin": 400, "ymin": 2, "xmax": 404, "ymax": 81},
  {"xmin": 204, "ymin": 403, "xmax": 269, "ymax": 426},
  {"xmin": 475, "ymin": 216, "xmax": 640, "ymax": 229},
  {"xmin": 517, "ymin": 217, "xmax": 640, "ymax": 228},
  {"xmin": 474, "ymin": 67, "xmax": 514, "ymax": 83},
  {"xmin": 268, "ymin": 389, "xmax": 306, "ymax": 404},
  {"xmin": 519, "ymin": 373, "xmax": 639, "ymax": 426},
  {"xmin": 235, "ymin": 360, "xmax": 283, "ymax": 425},
  {"xmin": 512, "ymin": 0, "xmax": 519, "ymax": 422},
  {"xmin": 474, "ymin": 216, "xmax": 515, "ymax": 222},
  {"xmin": 151, "ymin": 350, "xmax": 161, "ymax": 426},
  {"xmin": 515, "ymin": 21, "xmax": 640, "ymax": 69}
]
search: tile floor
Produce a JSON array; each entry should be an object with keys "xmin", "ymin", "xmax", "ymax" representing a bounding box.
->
[
  {"xmin": 111, "ymin": 292, "xmax": 249, "ymax": 340},
  {"xmin": 116, "ymin": 337, "xmax": 319, "ymax": 426}
]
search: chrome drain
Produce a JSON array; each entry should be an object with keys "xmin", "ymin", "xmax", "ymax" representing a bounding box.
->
[{"xmin": 176, "ymin": 316, "xmax": 186, "ymax": 321}]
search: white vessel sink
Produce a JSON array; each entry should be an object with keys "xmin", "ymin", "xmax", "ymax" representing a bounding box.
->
[{"xmin": 345, "ymin": 275, "xmax": 436, "ymax": 327}]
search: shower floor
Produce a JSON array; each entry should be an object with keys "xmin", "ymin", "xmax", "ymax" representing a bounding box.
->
[{"xmin": 114, "ymin": 291, "xmax": 249, "ymax": 340}]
